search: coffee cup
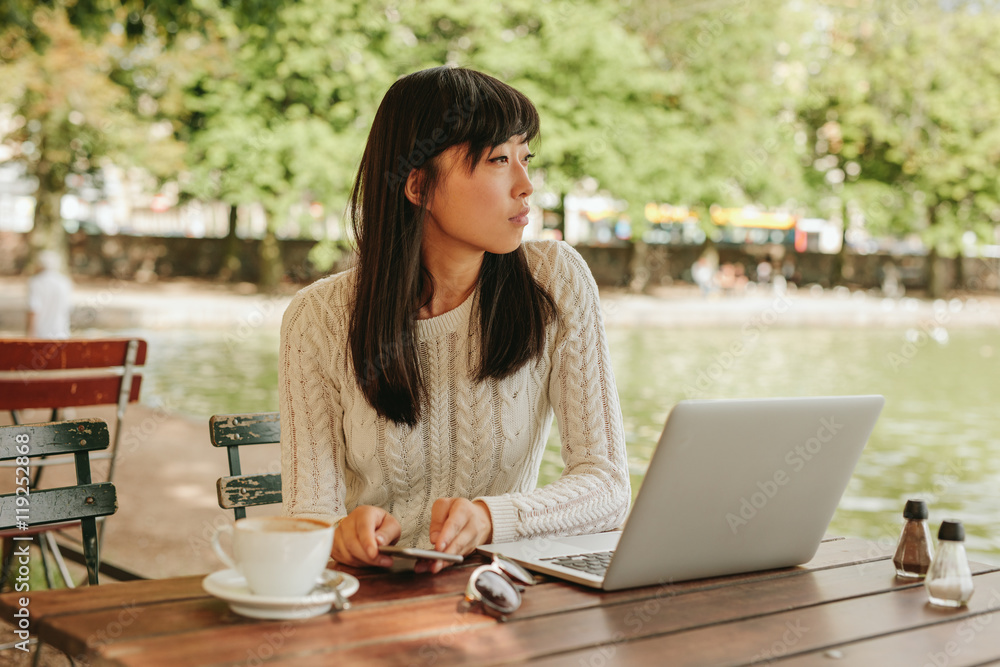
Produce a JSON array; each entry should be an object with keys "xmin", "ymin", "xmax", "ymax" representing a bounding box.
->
[{"xmin": 211, "ymin": 516, "xmax": 334, "ymax": 598}]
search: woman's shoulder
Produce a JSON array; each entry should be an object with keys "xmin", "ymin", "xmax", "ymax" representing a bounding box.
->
[
  {"xmin": 293, "ymin": 266, "xmax": 355, "ymax": 300},
  {"xmin": 521, "ymin": 239, "xmax": 595, "ymax": 292},
  {"xmin": 284, "ymin": 267, "xmax": 357, "ymax": 326}
]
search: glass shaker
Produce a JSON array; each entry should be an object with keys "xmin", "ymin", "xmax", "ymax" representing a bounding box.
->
[
  {"xmin": 925, "ymin": 520, "xmax": 975, "ymax": 607},
  {"xmin": 892, "ymin": 499, "xmax": 933, "ymax": 579}
]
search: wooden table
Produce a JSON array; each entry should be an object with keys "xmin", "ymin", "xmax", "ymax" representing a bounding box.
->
[{"xmin": 3, "ymin": 537, "xmax": 1000, "ymax": 666}]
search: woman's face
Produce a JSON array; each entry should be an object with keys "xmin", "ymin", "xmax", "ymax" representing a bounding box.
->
[{"xmin": 418, "ymin": 136, "xmax": 534, "ymax": 259}]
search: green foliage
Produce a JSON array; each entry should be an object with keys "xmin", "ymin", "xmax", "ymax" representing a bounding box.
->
[
  {"xmin": 795, "ymin": 1, "xmax": 1000, "ymax": 253},
  {"xmin": 177, "ymin": 1, "xmax": 392, "ymax": 219},
  {"xmin": 4, "ymin": 0, "xmax": 1000, "ymax": 273},
  {"xmin": 308, "ymin": 239, "xmax": 347, "ymax": 274},
  {"xmin": 0, "ymin": 5, "xmax": 183, "ymax": 251},
  {"xmin": 176, "ymin": 0, "xmax": 671, "ymax": 233},
  {"xmin": 624, "ymin": 0, "xmax": 807, "ymax": 209}
]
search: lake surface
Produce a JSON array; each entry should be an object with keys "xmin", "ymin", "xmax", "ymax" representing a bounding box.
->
[{"xmin": 136, "ymin": 323, "xmax": 1000, "ymax": 563}]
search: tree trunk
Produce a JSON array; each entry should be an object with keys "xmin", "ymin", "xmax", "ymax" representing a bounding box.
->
[
  {"xmin": 926, "ymin": 246, "xmax": 940, "ymax": 298},
  {"xmin": 29, "ymin": 156, "xmax": 67, "ymax": 257},
  {"xmin": 257, "ymin": 226, "xmax": 284, "ymax": 292},
  {"xmin": 553, "ymin": 190, "xmax": 567, "ymax": 241},
  {"xmin": 628, "ymin": 238, "xmax": 649, "ymax": 293},
  {"xmin": 219, "ymin": 204, "xmax": 242, "ymax": 282},
  {"xmin": 926, "ymin": 206, "xmax": 941, "ymax": 298},
  {"xmin": 829, "ymin": 201, "xmax": 849, "ymax": 287},
  {"xmin": 953, "ymin": 250, "xmax": 964, "ymax": 291}
]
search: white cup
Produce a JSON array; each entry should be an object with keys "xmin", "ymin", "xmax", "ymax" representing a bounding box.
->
[{"xmin": 211, "ymin": 516, "xmax": 334, "ymax": 598}]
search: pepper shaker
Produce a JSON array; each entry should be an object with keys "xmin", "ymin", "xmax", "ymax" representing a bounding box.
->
[
  {"xmin": 925, "ymin": 520, "xmax": 975, "ymax": 607},
  {"xmin": 892, "ymin": 499, "xmax": 933, "ymax": 579}
]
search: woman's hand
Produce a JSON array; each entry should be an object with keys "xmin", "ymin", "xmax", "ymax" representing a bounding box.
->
[
  {"xmin": 420, "ymin": 498, "xmax": 493, "ymax": 573},
  {"xmin": 332, "ymin": 505, "xmax": 401, "ymax": 568}
]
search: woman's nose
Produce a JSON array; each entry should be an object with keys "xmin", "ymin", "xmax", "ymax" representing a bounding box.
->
[{"xmin": 514, "ymin": 163, "xmax": 533, "ymax": 199}]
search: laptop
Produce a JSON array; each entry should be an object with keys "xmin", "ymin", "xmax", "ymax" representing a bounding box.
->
[{"xmin": 478, "ymin": 395, "xmax": 885, "ymax": 591}]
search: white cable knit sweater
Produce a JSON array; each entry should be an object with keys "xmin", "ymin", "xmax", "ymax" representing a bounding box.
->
[{"xmin": 279, "ymin": 240, "xmax": 630, "ymax": 549}]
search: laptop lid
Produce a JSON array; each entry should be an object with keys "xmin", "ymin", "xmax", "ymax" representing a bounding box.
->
[{"xmin": 480, "ymin": 395, "xmax": 885, "ymax": 591}]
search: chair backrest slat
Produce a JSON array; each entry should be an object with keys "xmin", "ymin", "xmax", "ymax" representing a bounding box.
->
[
  {"xmin": 0, "ymin": 483, "xmax": 117, "ymax": 528},
  {"xmin": 0, "ymin": 419, "xmax": 110, "ymax": 459},
  {"xmin": 0, "ymin": 339, "xmax": 149, "ymax": 371},
  {"xmin": 209, "ymin": 412, "xmax": 282, "ymax": 519},
  {"xmin": 216, "ymin": 473, "xmax": 282, "ymax": 510},
  {"xmin": 0, "ymin": 338, "xmax": 146, "ymax": 412},
  {"xmin": 0, "ymin": 377, "xmax": 143, "ymax": 411},
  {"xmin": 210, "ymin": 412, "xmax": 281, "ymax": 448},
  {"xmin": 0, "ymin": 338, "xmax": 146, "ymax": 493}
]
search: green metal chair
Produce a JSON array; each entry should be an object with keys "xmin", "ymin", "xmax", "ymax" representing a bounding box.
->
[
  {"xmin": 0, "ymin": 338, "xmax": 147, "ymax": 487},
  {"xmin": 0, "ymin": 419, "xmax": 118, "ymax": 588},
  {"xmin": 0, "ymin": 338, "xmax": 145, "ymax": 586},
  {"xmin": 209, "ymin": 412, "xmax": 282, "ymax": 520}
]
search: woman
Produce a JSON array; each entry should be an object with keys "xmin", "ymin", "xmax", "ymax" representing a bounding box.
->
[{"xmin": 280, "ymin": 66, "xmax": 629, "ymax": 573}]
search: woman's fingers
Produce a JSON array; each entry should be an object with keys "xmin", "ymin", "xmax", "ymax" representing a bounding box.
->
[
  {"xmin": 429, "ymin": 497, "xmax": 458, "ymax": 549},
  {"xmin": 333, "ymin": 506, "xmax": 399, "ymax": 567},
  {"xmin": 428, "ymin": 498, "xmax": 493, "ymax": 557}
]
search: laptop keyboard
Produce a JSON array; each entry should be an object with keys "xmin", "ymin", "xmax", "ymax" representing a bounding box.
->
[{"xmin": 540, "ymin": 551, "xmax": 613, "ymax": 577}]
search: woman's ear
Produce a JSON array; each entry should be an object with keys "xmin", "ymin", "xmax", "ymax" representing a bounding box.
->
[{"xmin": 404, "ymin": 169, "xmax": 424, "ymax": 206}]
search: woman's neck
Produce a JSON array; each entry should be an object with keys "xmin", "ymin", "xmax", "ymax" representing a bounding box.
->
[{"xmin": 418, "ymin": 244, "xmax": 483, "ymax": 320}]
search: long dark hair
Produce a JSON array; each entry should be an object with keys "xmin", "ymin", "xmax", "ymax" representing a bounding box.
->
[{"xmin": 348, "ymin": 67, "xmax": 556, "ymax": 426}]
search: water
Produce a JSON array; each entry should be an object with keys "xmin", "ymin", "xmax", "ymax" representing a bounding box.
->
[{"xmin": 136, "ymin": 324, "xmax": 1000, "ymax": 564}]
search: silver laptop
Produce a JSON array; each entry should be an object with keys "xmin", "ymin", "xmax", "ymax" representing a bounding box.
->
[{"xmin": 478, "ymin": 395, "xmax": 884, "ymax": 590}]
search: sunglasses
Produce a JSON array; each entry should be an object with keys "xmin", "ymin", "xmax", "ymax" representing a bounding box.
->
[{"xmin": 463, "ymin": 554, "xmax": 537, "ymax": 618}]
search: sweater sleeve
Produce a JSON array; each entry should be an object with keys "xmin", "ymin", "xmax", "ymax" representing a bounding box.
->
[
  {"xmin": 279, "ymin": 283, "xmax": 349, "ymax": 529},
  {"xmin": 477, "ymin": 242, "xmax": 631, "ymax": 542}
]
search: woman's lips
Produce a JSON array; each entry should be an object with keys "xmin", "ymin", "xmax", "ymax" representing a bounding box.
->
[{"xmin": 509, "ymin": 208, "xmax": 530, "ymax": 225}]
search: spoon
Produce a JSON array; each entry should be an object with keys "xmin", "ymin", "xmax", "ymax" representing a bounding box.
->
[{"xmin": 310, "ymin": 572, "xmax": 351, "ymax": 611}]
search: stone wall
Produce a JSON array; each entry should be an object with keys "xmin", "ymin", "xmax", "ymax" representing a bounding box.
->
[
  {"xmin": 0, "ymin": 232, "xmax": 337, "ymax": 284},
  {"xmin": 577, "ymin": 242, "xmax": 999, "ymax": 293},
  {"xmin": 2, "ymin": 231, "xmax": 997, "ymax": 293}
]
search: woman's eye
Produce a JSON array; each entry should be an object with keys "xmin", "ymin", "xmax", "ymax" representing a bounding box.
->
[{"xmin": 488, "ymin": 152, "xmax": 534, "ymax": 165}]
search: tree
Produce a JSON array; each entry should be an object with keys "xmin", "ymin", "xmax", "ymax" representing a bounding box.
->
[
  {"xmin": 175, "ymin": 0, "xmax": 674, "ymax": 288},
  {"xmin": 795, "ymin": 1, "xmax": 1000, "ymax": 292},
  {"xmin": 175, "ymin": 1, "xmax": 398, "ymax": 288},
  {"xmin": 621, "ymin": 0, "xmax": 807, "ymax": 210},
  {"xmin": 0, "ymin": 4, "xmax": 183, "ymax": 259}
]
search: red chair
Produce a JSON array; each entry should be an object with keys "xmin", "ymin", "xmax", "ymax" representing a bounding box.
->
[{"xmin": 0, "ymin": 338, "xmax": 146, "ymax": 588}]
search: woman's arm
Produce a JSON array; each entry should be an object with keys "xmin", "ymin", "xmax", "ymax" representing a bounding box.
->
[
  {"xmin": 279, "ymin": 281, "xmax": 404, "ymax": 567},
  {"xmin": 279, "ymin": 286, "xmax": 349, "ymax": 527},
  {"xmin": 477, "ymin": 242, "xmax": 631, "ymax": 543}
]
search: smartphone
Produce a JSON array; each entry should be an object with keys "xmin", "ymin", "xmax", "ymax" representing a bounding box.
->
[{"xmin": 378, "ymin": 545, "xmax": 464, "ymax": 563}]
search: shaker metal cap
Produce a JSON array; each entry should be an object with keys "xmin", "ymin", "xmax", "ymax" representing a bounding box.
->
[
  {"xmin": 938, "ymin": 519, "xmax": 965, "ymax": 542},
  {"xmin": 903, "ymin": 499, "xmax": 928, "ymax": 521}
]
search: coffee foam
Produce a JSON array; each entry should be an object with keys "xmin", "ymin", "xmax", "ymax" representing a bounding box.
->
[{"xmin": 238, "ymin": 517, "xmax": 331, "ymax": 533}]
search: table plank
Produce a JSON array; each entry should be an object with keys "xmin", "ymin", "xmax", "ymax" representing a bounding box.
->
[
  {"xmin": 25, "ymin": 536, "xmax": 897, "ymax": 667},
  {"xmin": 89, "ymin": 595, "xmax": 499, "ymax": 667},
  {"xmin": 528, "ymin": 569, "xmax": 1000, "ymax": 667},
  {"xmin": 37, "ymin": 564, "xmax": 484, "ymax": 662},
  {"xmin": 781, "ymin": 603, "xmax": 1000, "ymax": 667},
  {"xmin": 0, "ymin": 559, "xmax": 479, "ymax": 622},
  {"xmin": 267, "ymin": 552, "xmax": 937, "ymax": 666},
  {"xmin": 510, "ymin": 536, "xmax": 897, "ymax": 622},
  {"xmin": 0, "ymin": 576, "xmax": 206, "ymax": 619}
]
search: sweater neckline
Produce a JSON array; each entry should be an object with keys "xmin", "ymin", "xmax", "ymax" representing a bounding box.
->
[{"xmin": 414, "ymin": 289, "xmax": 476, "ymax": 338}]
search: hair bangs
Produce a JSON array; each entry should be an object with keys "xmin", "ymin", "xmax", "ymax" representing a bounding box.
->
[{"xmin": 435, "ymin": 69, "xmax": 540, "ymax": 171}]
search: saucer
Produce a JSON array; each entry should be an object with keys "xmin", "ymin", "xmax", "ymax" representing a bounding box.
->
[{"xmin": 202, "ymin": 568, "xmax": 359, "ymax": 620}]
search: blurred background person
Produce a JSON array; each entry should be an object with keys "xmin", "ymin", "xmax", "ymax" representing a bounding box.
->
[
  {"xmin": 26, "ymin": 249, "xmax": 73, "ymax": 339},
  {"xmin": 756, "ymin": 258, "xmax": 772, "ymax": 285},
  {"xmin": 691, "ymin": 256, "xmax": 716, "ymax": 298}
]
